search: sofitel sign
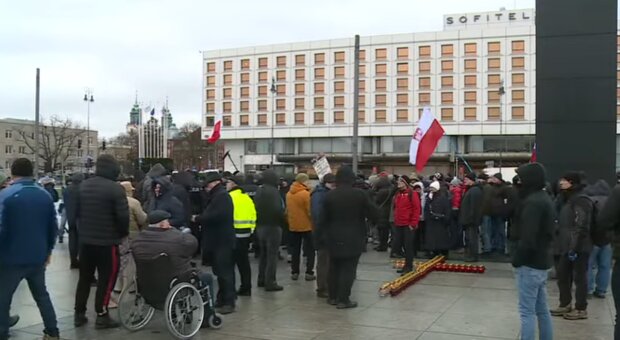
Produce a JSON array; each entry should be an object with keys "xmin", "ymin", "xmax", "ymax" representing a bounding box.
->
[{"xmin": 444, "ymin": 9, "xmax": 534, "ymax": 28}]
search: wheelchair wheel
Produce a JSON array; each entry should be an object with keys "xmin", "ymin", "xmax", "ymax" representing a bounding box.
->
[
  {"xmin": 118, "ymin": 280, "xmax": 155, "ymax": 331},
  {"xmin": 165, "ymin": 282, "xmax": 205, "ymax": 339},
  {"xmin": 207, "ymin": 312, "xmax": 223, "ymax": 329}
]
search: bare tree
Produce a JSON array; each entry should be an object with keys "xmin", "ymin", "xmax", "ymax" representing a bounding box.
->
[
  {"xmin": 17, "ymin": 116, "xmax": 85, "ymax": 173},
  {"xmin": 171, "ymin": 122, "xmax": 215, "ymax": 170}
]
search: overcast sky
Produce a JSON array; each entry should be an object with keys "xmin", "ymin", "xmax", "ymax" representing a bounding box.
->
[{"xmin": 0, "ymin": 0, "xmax": 536, "ymax": 138}]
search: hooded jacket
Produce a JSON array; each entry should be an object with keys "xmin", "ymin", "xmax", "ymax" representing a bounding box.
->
[
  {"xmin": 171, "ymin": 171, "xmax": 193, "ymax": 224},
  {"xmin": 138, "ymin": 163, "xmax": 167, "ymax": 206},
  {"xmin": 77, "ymin": 155, "xmax": 130, "ymax": 246},
  {"xmin": 583, "ymin": 180, "xmax": 611, "ymax": 247},
  {"xmin": 146, "ymin": 177, "xmax": 186, "ymax": 229},
  {"xmin": 459, "ymin": 183, "xmax": 484, "ymax": 227},
  {"xmin": 286, "ymin": 181, "xmax": 312, "ymax": 232},
  {"xmin": 374, "ymin": 177, "xmax": 394, "ymax": 227},
  {"xmin": 65, "ymin": 173, "xmax": 84, "ymax": 230},
  {"xmin": 254, "ymin": 170, "xmax": 286, "ymax": 228},
  {"xmin": 120, "ymin": 181, "xmax": 147, "ymax": 235},
  {"xmin": 198, "ymin": 182, "xmax": 235, "ymax": 251},
  {"xmin": 599, "ymin": 183, "xmax": 620, "ymax": 259},
  {"xmin": 556, "ymin": 183, "xmax": 594, "ymax": 254},
  {"xmin": 511, "ymin": 163, "xmax": 555, "ymax": 270}
]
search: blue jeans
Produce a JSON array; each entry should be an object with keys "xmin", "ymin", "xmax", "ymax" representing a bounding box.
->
[
  {"xmin": 482, "ymin": 216, "xmax": 505, "ymax": 253},
  {"xmin": 516, "ymin": 266, "xmax": 553, "ymax": 340},
  {"xmin": 588, "ymin": 244, "xmax": 612, "ymax": 295},
  {"xmin": 0, "ymin": 265, "xmax": 58, "ymax": 339}
]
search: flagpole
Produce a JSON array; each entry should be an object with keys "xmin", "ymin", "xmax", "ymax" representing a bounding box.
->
[{"xmin": 352, "ymin": 34, "xmax": 360, "ymax": 174}]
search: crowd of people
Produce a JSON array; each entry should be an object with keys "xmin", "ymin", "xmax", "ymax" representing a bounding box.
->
[{"xmin": 3, "ymin": 155, "xmax": 620, "ymax": 339}]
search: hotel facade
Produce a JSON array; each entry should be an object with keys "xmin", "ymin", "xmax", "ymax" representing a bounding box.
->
[{"xmin": 202, "ymin": 8, "xmax": 620, "ymax": 175}]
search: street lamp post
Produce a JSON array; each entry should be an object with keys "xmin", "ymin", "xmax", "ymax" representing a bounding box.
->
[
  {"xmin": 270, "ymin": 77, "xmax": 277, "ymax": 168},
  {"xmin": 83, "ymin": 89, "xmax": 94, "ymax": 170}
]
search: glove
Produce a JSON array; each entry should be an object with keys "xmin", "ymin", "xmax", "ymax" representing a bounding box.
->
[
  {"xmin": 180, "ymin": 227, "xmax": 192, "ymax": 234},
  {"xmin": 568, "ymin": 251, "xmax": 578, "ymax": 262}
]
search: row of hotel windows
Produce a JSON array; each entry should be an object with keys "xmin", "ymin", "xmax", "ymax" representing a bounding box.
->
[
  {"xmin": 206, "ymin": 41, "xmax": 527, "ymax": 72},
  {"xmin": 3, "ymin": 145, "xmax": 91, "ymax": 157},
  {"xmin": 206, "ymin": 106, "xmax": 526, "ymax": 127},
  {"xmin": 205, "ymin": 58, "xmax": 526, "ymax": 86}
]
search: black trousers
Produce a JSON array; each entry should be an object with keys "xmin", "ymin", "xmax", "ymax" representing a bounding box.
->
[
  {"xmin": 233, "ymin": 237, "xmax": 252, "ymax": 292},
  {"xmin": 377, "ymin": 223, "xmax": 390, "ymax": 250},
  {"xmin": 74, "ymin": 244, "xmax": 120, "ymax": 315},
  {"xmin": 212, "ymin": 247, "xmax": 236, "ymax": 307},
  {"xmin": 68, "ymin": 224, "xmax": 79, "ymax": 265},
  {"xmin": 392, "ymin": 226, "xmax": 416, "ymax": 270},
  {"xmin": 328, "ymin": 255, "xmax": 360, "ymax": 303},
  {"xmin": 464, "ymin": 224, "xmax": 479, "ymax": 260},
  {"xmin": 316, "ymin": 250, "xmax": 330, "ymax": 294},
  {"xmin": 557, "ymin": 252, "xmax": 589, "ymax": 311},
  {"xmin": 611, "ymin": 260, "xmax": 620, "ymax": 340},
  {"xmin": 257, "ymin": 226, "xmax": 282, "ymax": 288},
  {"xmin": 289, "ymin": 231, "xmax": 315, "ymax": 275}
]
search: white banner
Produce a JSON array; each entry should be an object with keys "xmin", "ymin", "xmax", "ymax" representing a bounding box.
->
[{"xmin": 312, "ymin": 156, "xmax": 332, "ymax": 180}]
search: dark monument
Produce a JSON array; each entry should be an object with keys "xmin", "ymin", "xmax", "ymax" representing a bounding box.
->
[{"xmin": 536, "ymin": 0, "xmax": 617, "ymax": 184}]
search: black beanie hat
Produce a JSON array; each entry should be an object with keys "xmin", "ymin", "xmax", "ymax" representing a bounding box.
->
[
  {"xmin": 561, "ymin": 171, "xmax": 584, "ymax": 185},
  {"xmin": 465, "ymin": 172, "xmax": 476, "ymax": 182}
]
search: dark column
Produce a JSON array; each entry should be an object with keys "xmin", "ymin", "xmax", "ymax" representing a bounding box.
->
[{"xmin": 536, "ymin": 0, "xmax": 617, "ymax": 184}]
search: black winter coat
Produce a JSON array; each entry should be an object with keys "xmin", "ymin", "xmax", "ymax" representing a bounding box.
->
[
  {"xmin": 374, "ymin": 178, "xmax": 394, "ymax": 227},
  {"xmin": 556, "ymin": 187, "xmax": 594, "ymax": 254},
  {"xmin": 65, "ymin": 173, "xmax": 84, "ymax": 231},
  {"xmin": 599, "ymin": 184, "xmax": 620, "ymax": 259},
  {"xmin": 198, "ymin": 183, "xmax": 235, "ymax": 251},
  {"xmin": 255, "ymin": 171, "xmax": 286, "ymax": 228},
  {"xmin": 459, "ymin": 184, "xmax": 483, "ymax": 227},
  {"xmin": 424, "ymin": 191, "xmax": 452, "ymax": 251},
  {"xmin": 147, "ymin": 177, "xmax": 186, "ymax": 229}
]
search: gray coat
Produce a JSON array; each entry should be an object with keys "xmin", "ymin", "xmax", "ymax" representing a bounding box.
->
[{"xmin": 131, "ymin": 227, "xmax": 198, "ymax": 278}]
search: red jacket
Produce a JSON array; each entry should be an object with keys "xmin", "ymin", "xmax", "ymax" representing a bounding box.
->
[
  {"xmin": 393, "ymin": 188, "xmax": 421, "ymax": 228},
  {"xmin": 450, "ymin": 185, "xmax": 464, "ymax": 209}
]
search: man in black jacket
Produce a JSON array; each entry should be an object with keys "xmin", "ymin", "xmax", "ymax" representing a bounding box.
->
[
  {"xmin": 319, "ymin": 166, "xmax": 377, "ymax": 309},
  {"xmin": 146, "ymin": 177, "xmax": 186, "ymax": 229},
  {"xmin": 197, "ymin": 172, "xmax": 236, "ymax": 314},
  {"xmin": 459, "ymin": 172, "xmax": 483, "ymax": 262},
  {"xmin": 511, "ymin": 163, "xmax": 555, "ymax": 340},
  {"xmin": 64, "ymin": 173, "xmax": 84, "ymax": 269},
  {"xmin": 73, "ymin": 155, "xmax": 129, "ymax": 329},
  {"xmin": 254, "ymin": 170, "xmax": 285, "ymax": 292},
  {"xmin": 583, "ymin": 180, "xmax": 612, "ymax": 299},
  {"xmin": 373, "ymin": 176, "xmax": 394, "ymax": 252},
  {"xmin": 171, "ymin": 171, "xmax": 194, "ymax": 226},
  {"xmin": 598, "ymin": 180, "xmax": 620, "ymax": 339}
]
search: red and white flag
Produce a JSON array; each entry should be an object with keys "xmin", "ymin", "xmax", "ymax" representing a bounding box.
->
[
  {"xmin": 206, "ymin": 114, "xmax": 222, "ymax": 144},
  {"xmin": 530, "ymin": 143, "xmax": 537, "ymax": 163},
  {"xmin": 409, "ymin": 107, "xmax": 445, "ymax": 172}
]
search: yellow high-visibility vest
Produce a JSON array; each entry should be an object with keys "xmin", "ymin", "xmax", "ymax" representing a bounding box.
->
[{"xmin": 229, "ymin": 188, "xmax": 256, "ymax": 238}]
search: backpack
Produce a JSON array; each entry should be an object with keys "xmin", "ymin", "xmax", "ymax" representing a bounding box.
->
[{"xmin": 576, "ymin": 195, "xmax": 609, "ymax": 246}]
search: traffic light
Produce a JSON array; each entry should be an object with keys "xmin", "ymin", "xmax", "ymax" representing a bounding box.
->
[{"xmin": 77, "ymin": 139, "xmax": 82, "ymax": 149}]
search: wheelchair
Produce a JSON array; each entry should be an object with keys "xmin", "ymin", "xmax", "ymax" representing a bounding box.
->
[{"xmin": 117, "ymin": 253, "xmax": 223, "ymax": 339}]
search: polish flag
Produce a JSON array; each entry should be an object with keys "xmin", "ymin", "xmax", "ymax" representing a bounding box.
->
[
  {"xmin": 206, "ymin": 114, "xmax": 222, "ymax": 144},
  {"xmin": 530, "ymin": 143, "xmax": 537, "ymax": 163},
  {"xmin": 409, "ymin": 107, "xmax": 445, "ymax": 172}
]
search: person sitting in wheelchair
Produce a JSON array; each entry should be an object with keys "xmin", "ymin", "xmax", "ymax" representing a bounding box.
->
[{"xmin": 131, "ymin": 210, "xmax": 216, "ymax": 326}]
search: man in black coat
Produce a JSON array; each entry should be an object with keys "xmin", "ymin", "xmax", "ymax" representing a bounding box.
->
[
  {"xmin": 459, "ymin": 172, "xmax": 484, "ymax": 262},
  {"xmin": 73, "ymin": 155, "xmax": 129, "ymax": 329},
  {"xmin": 197, "ymin": 172, "xmax": 236, "ymax": 314},
  {"xmin": 598, "ymin": 180, "xmax": 620, "ymax": 339},
  {"xmin": 64, "ymin": 173, "xmax": 84, "ymax": 269},
  {"xmin": 171, "ymin": 171, "xmax": 194, "ymax": 225},
  {"xmin": 319, "ymin": 166, "xmax": 377, "ymax": 309},
  {"xmin": 373, "ymin": 176, "xmax": 394, "ymax": 252}
]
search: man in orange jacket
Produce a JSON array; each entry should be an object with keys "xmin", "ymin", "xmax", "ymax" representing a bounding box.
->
[{"xmin": 286, "ymin": 173, "xmax": 315, "ymax": 281}]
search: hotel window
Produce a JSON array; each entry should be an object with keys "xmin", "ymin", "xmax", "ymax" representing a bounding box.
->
[
  {"xmin": 359, "ymin": 50, "xmax": 366, "ymax": 61},
  {"xmin": 205, "ymin": 116, "xmax": 214, "ymax": 127},
  {"xmin": 314, "ymin": 97, "xmax": 324, "ymax": 108},
  {"xmin": 359, "ymin": 80, "xmax": 366, "ymax": 91},
  {"xmin": 441, "ymin": 76, "xmax": 453, "ymax": 88},
  {"xmin": 258, "ymin": 71, "xmax": 268, "ymax": 83},
  {"xmin": 314, "ymin": 112, "xmax": 324, "ymax": 124},
  {"xmin": 359, "ymin": 64, "xmax": 366, "ymax": 75},
  {"xmin": 441, "ymin": 44, "xmax": 453, "ymax": 57},
  {"xmin": 488, "ymin": 74, "xmax": 501, "ymax": 86},
  {"xmin": 295, "ymin": 83, "xmax": 305, "ymax": 95},
  {"xmin": 223, "ymin": 88, "xmax": 232, "ymax": 99},
  {"xmin": 257, "ymin": 114, "xmax": 267, "ymax": 126},
  {"xmin": 397, "ymin": 63, "xmax": 409, "ymax": 75},
  {"xmin": 258, "ymin": 85, "xmax": 267, "ymax": 97},
  {"xmin": 464, "ymin": 91, "xmax": 477, "ymax": 104},
  {"xmin": 465, "ymin": 107, "xmax": 477, "ymax": 121},
  {"xmin": 276, "ymin": 98, "xmax": 286, "ymax": 110},
  {"xmin": 240, "ymin": 101, "xmax": 249, "ymax": 111},
  {"xmin": 441, "ymin": 108, "xmax": 454, "ymax": 121},
  {"xmin": 276, "ymin": 84, "xmax": 285, "ymax": 95},
  {"xmin": 617, "ymin": 53, "xmax": 620, "ymax": 64},
  {"xmin": 223, "ymin": 60, "xmax": 233, "ymax": 71},
  {"xmin": 397, "ymin": 93, "xmax": 408, "ymax": 106},
  {"xmin": 512, "ymin": 40, "xmax": 525, "ymax": 53},
  {"xmin": 206, "ymin": 89, "xmax": 215, "ymax": 99},
  {"xmin": 276, "ymin": 113, "xmax": 286, "ymax": 125},
  {"xmin": 442, "ymin": 60, "xmax": 453, "ymax": 72},
  {"xmin": 334, "ymin": 81, "xmax": 345, "ymax": 93},
  {"xmin": 223, "ymin": 74, "xmax": 232, "ymax": 85},
  {"xmin": 334, "ymin": 66, "xmax": 345, "ymax": 78},
  {"xmin": 441, "ymin": 92, "xmax": 453, "ymax": 104},
  {"xmin": 512, "ymin": 89, "xmax": 525, "ymax": 103},
  {"xmin": 464, "ymin": 43, "xmax": 477, "ymax": 56},
  {"xmin": 375, "ymin": 64, "xmax": 387, "ymax": 76},
  {"xmin": 207, "ymin": 62, "xmax": 215, "ymax": 73},
  {"xmin": 223, "ymin": 116, "xmax": 232, "ymax": 126},
  {"xmin": 206, "ymin": 102, "xmax": 215, "ymax": 113},
  {"xmin": 257, "ymin": 100, "xmax": 267, "ymax": 111},
  {"xmin": 419, "ymin": 45, "xmax": 431, "ymax": 57},
  {"xmin": 488, "ymin": 107, "xmax": 500, "ymax": 120},
  {"xmin": 207, "ymin": 76, "xmax": 215, "ymax": 86},
  {"xmin": 295, "ymin": 97, "xmax": 305, "ymax": 109},
  {"xmin": 419, "ymin": 61, "xmax": 431, "ymax": 73},
  {"xmin": 358, "ymin": 110, "xmax": 365, "ymax": 122},
  {"xmin": 277, "ymin": 56, "xmax": 286, "ymax": 67},
  {"xmin": 296, "ymin": 54, "xmax": 305, "ymax": 66},
  {"xmin": 512, "ymin": 73, "xmax": 525, "ymax": 86},
  {"xmin": 419, "ymin": 77, "xmax": 431, "ymax": 89},
  {"xmin": 314, "ymin": 82, "xmax": 324, "ymax": 94},
  {"xmin": 512, "ymin": 106, "xmax": 525, "ymax": 120},
  {"xmin": 397, "ymin": 78, "xmax": 408, "ymax": 90},
  {"xmin": 488, "ymin": 41, "xmax": 501, "ymax": 54},
  {"xmin": 375, "ymin": 94, "xmax": 387, "ymax": 106},
  {"xmin": 358, "ymin": 95, "xmax": 366, "ymax": 106},
  {"xmin": 315, "ymin": 53, "xmax": 325, "ymax": 64},
  {"xmin": 223, "ymin": 102, "xmax": 232, "ymax": 113},
  {"xmin": 295, "ymin": 69, "xmax": 305, "ymax": 80},
  {"xmin": 397, "ymin": 47, "xmax": 409, "ymax": 59},
  {"xmin": 334, "ymin": 111, "xmax": 345, "ymax": 123},
  {"xmin": 396, "ymin": 109, "xmax": 408, "ymax": 122},
  {"xmin": 464, "ymin": 59, "xmax": 476, "ymax": 72},
  {"xmin": 376, "ymin": 48, "xmax": 387, "ymax": 60},
  {"xmin": 276, "ymin": 70, "xmax": 286, "ymax": 81},
  {"xmin": 295, "ymin": 112, "xmax": 305, "ymax": 124},
  {"xmin": 464, "ymin": 75, "xmax": 477, "ymax": 87},
  {"xmin": 240, "ymin": 73, "xmax": 250, "ymax": 84},
  {"xmin": 419, "ymin": 93, "xmax": 430, "ymax": 105},
  {"xmin": 617, "ymin": 70, "xmax": 620, "ymax": 82},
  {"xmin": 315, "ymin": 67, "xmax": 325, "ymax": 79},
  {"xmin": 375, "ymin": 109, "xmax": 386, "ymax": 122},
  {"xmin": 375, "ymin": 79, "xmax": 387, "ymax": 91},
  {"xmin": 259, "ymin": 57, "xmax": 268, "ymax": 69},
  {"xmin": 241, "ymin": 59, "xmax": 250, "ymax": 70},
  {"xmin": 488, "ymin": 58, "xmax": 501, "ymax": 70},
  {"xmin": 334, "ymin": 96, "xmax": 345, "ymax": 108},
  {"xmin": 488, "ymin": 90, "xmax": 500, "ymax": 103},
  {"xmin": 334, "ymin": 51, "xmax": 345, "ymax": 63},
  {"xmin": 240, "ymin": 115, "xmax": 249, "ymax": 126},
  {"xmin": 512, "ymin": 57, "xmax": 525, "ymax": 69}
]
